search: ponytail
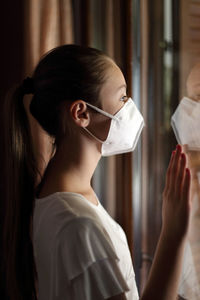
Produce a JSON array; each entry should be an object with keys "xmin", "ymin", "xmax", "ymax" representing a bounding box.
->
[{"xmin": 1, "ymin": 85, "xmax": 38, "ymax": 299}]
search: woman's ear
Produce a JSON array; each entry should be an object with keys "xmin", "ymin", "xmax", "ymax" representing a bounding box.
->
[{"xmin": 70, "ymin": 100, "xmax": 90, "ymax": 127}]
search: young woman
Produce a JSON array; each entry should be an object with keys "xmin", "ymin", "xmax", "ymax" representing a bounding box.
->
[{"xmin": 1, "ymin": 45, "xmax": 191, "ymax": 300}]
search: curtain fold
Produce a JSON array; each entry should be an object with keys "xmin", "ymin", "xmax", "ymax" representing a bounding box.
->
[{"xmin": 24, "ymin": 0, "xmax": 74, "ymax": 74}]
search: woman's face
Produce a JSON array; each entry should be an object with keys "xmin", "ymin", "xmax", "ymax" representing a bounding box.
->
[
  {"xmin": 86, "ymin": 62, "xmax": 128, "ymax": 142},
  {"xmin": 100, "ymin": 62, "xmax": 128, "ymax": 114}
]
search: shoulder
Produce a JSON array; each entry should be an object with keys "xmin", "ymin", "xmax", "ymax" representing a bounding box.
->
[
  {"xmin": 58, "ymin": 216, "xmax": 117, "ymax": 257},
  {"xmin": 55, "ymin": 216, "xmax": 119, "ymax": 279},
  {"xmin": 55, "ymin": 216, "xmax": 130, "ymax": 298}
]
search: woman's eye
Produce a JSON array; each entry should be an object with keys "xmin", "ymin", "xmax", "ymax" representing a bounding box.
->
[{"xmin": 120, "ymin": 95, "xmax": 128, "ymax": 102}]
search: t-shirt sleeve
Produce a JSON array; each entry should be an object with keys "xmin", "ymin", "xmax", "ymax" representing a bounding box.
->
[{"xmin": 54, "ymin": 217, "xmax": 129, "ymax": 299}]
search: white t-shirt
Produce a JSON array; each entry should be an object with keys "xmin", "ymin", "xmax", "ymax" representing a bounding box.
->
[{"xmin": 33, "ymin": 192, "xmax": 139, "ymax": 300}]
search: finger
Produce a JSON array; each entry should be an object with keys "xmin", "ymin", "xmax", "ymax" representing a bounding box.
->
[
  {"xmin": 164, "ymin": 150, "xmax": 176, "ymax": 191},
  {"xmin": 169, "ymin": 145, "xmax": 182, "ymax": 187},
  {"xmin": 182, "ymin": 168, "xmax": 191, "ymax": 204},
  {"xmin": 176, "ymin": 153, "xmax": 186, "ymax": 195}
]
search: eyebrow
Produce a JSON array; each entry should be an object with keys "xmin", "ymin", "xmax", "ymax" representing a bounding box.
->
[{"xmin": 117, "ymin": 84, "xmax": 127, "ymax": 90}]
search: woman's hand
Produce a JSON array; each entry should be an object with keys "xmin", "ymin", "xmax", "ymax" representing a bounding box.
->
[
  {"xmin": 161, "ymin": 144, "xmax": 191, "ymax": 243},
  {"xmin": 141, "ymin": 146, "xmax": 192, "ymax": 299}
]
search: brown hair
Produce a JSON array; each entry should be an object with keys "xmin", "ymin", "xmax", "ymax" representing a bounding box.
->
[{"xmin": 1, "ymin": 44, "xmax": 112, "ymax": 299}]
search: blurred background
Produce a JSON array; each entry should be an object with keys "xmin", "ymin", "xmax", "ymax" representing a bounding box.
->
[{"xmin": 0, "ymin": 0, "xmax": 200, "ymax": 294}]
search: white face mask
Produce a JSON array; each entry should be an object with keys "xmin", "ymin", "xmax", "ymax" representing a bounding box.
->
[
  {"xmin": 171, "ymin": 97, "xmax": 200, "ymax": 151},
  {"xmin": 84, "ymin": 97, "xmax": 144, "ymax": 156}
]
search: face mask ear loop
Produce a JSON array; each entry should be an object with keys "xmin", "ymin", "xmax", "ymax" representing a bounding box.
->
[
  {"xmin": 86, "ymin": 102, "xmax": 118, "ymax": 120},
  {"xmin": 83, "ymin": 127, "xmax": 104, "ymax": 143}
]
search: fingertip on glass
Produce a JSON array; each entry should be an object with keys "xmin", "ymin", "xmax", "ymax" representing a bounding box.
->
[{"xmin": 176, "ymin": 144, "xmax": 182, "ymax": 152}]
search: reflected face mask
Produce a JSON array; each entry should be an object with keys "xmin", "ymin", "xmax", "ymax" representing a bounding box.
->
[
  {"xmin": 171, "ymin": 97, "xmax": 200, "ymax": 151},
  {"xmin": 84, "ymin": 97, "xmax": 144, "ymax": 156}
]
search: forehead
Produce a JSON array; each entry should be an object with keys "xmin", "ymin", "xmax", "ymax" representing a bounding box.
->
[{"xmin": 99, "ymin": 63, "xmax": 126, "ymax": 98}]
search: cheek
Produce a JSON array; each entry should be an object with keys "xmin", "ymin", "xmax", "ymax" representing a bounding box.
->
[
  {"xmin": 101, "ymin": 96, "xmax": 124, "ymax": 115},
  {"xmin": 102, "ymin": 103, "xmax": 124, "ymax": 116},
  {"xmin": 113, "ymin": 101, "xmax": 124, "ymax": 115}
]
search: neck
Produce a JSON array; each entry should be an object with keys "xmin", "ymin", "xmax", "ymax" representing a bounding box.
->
[{"xmin": 37, "ymin": 135, "xmax": 101, "ymax": 199}]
